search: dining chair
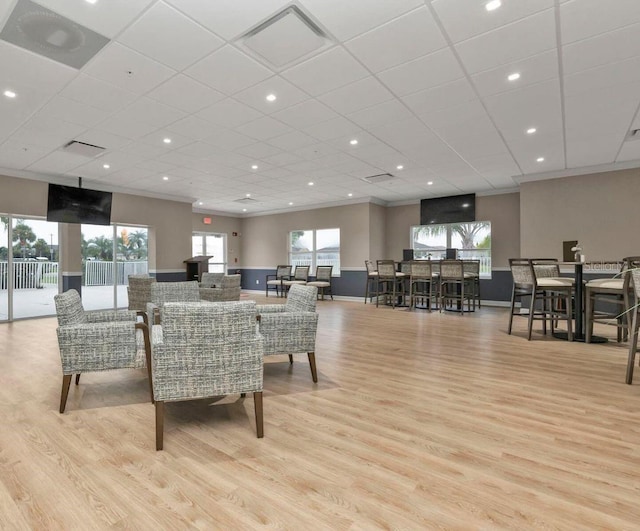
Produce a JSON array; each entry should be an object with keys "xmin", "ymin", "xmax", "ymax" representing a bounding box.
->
[
  {"xmin": 307, "ymin": 265, "xmax": 333, "ymax": 300},
  {"xmin": 265, "ymin": 265, "xmax": 292, "ymax": 298},
  {"xmin": 375, "ymin": 260, "xmax": 404, "ymax": 308},
  {"xmin": 364, "ymin": 260, "xmax": 378, "ymax": 304},
  {"xmin": 585, "ymin": 258, "xmax": 636, "ymax": 343},
  {"xmin": 408, "ymin": 260, "xmax": 435, "ymax": 311},
  {"xmin": 463, "ymin": 260, "xmax": 481, "ymax": 309},
  {"xmin": 626, "ymin": 268, "xmax": 640, "ymax": 384},
  {"xmin": 282, "ymin": 265, "xmax": 310, "ymax": 296},
  {"xmin": 439, "ymin": 260, "xmax": 473, "ymax": 314}
]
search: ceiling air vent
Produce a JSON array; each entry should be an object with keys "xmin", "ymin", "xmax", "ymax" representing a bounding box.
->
[
  {"xmin": 236, "ymin": 4, "xmax": 333, "ymax": 70},
  {"xmin": 0, "ymin": 0, "xmax": 110, "ymax": 69},
  {"xmin": 61, "ymin": 140, "xmax": 106, "ymax": 157},
  {"xmin": 362, "ymin": 173, "xmax": 395, "ymax": 184},
  {"xmin": 626, "ymin": 129, "xmax": 640, "ymax": 141},
  {"xmin": 234, "ymin": 197, "xmax": 259, "ymax": 204}
]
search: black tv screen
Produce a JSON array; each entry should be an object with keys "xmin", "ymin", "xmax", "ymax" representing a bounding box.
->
[
  {"xmin": 47, "ymin": 184, "xmax": 112, "ymax": 225},
  {"xmin": 420, "ymin": 193, "xmax": 476, "ymax": 225}
]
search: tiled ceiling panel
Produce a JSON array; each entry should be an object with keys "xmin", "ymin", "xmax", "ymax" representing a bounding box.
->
[{"xmin": 0, "ymin": 0, "xmax": 639, "ymax": 214}]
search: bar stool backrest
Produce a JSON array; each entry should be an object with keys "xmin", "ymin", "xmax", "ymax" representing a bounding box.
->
[
  {"xmin": 509, "ymin": 258, "xmax": 534, "ymax": 286},
  {"xmin": 365, "ymin": 260, "xmax": 377, "ymax": 275},
  {"xmin": 376, "ymin": 260, "xmax": 397, "ymax": 278},
  {"xmin": 440, "ymin": 260, "xmax": 463, "ymax": 279},
  {"xmin": 463, "ymin": 260, "xmax": 480, "ymax": 275},
  {"xmin": 410, "ymin": 260, "xmax": 432, "ymax": 279}
]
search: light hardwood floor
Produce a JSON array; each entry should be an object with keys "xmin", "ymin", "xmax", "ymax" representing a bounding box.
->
[{"xmin": 1, "ymin": 297, "xmax": 639, "ymax": 529}]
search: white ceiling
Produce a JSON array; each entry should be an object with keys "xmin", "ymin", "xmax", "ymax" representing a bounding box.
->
[{"xmin": 1, "ymin": 0, "xmax": 639, "ymax": 216}]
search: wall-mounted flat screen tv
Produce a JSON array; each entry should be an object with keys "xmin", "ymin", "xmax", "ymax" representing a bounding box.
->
[
  {"xmin": 46, "ymin": 183, "xmax": 112, "ymax": 225},
  {"xmin": 420, "ymin": 193, "xmax": 476, "ymax": 225}
]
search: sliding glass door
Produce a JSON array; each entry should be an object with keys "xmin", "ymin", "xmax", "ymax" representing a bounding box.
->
[
  {"xmin": 0, "ymin": 216, "xmax": 60, "ymax": 321},
  {"xmin": 82, "ymin": 224, "xmax": 148, "ymax": 310}
]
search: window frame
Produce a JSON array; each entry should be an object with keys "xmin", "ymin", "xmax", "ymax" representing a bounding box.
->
[
  {"xmin": 410, "ymin": 221, "xmax": 492, "ymax": 279},
  {"xmin": 288, "ymin": 228, "xmax": 340, "ymax": 276}
]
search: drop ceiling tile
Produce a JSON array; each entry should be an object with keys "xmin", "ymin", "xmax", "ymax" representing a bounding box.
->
[
  {"xmin": 318, "ymin": 77, "xmax": 394, "ymax": 115},
  {"xmin": 346, "ymin": 100, "xmax": 414, "ymax": 128},
  {"xmin": 83, "ymin": 43, "xmax": 176, "ymax": 95},
  {"xmin": 97, "ymin": 114, "xmax": 158, "ymax": 140},
  {"xmin": 271, "ymin": 99, "xmax": 338, "ymax": 128},
  {"xmin": 235, "ymin": 116, "xmax": 293, "ymax": 141},
  {"xmin": 196, "ymin": 98, "xmax": 264, "ymax": 128},
  {"xmin": 11, "ymin": 117, "xmax": 87, "ymax": 151},
  {"xmin": 0, "ymin": 140, "xmax": 50, "ymax": 169},
  {"xmin": 402, "ymin": 78, "xmax": 476, "ymax": 116},
  {"xmin": 266, "ymin": 131, "xmax": 318, "ymax": 150},
  {"xmin": 27, "ymin": 150, "xmax": 88, "ymax": 173},
  {"xmin": 234, "ymin": 76, "xmax": 309, "ymax": 114},
  {"xmin": 34, "ymin": 0, "xmax": 154, "ymax": 39},
  {"xmin": 166, "ymin": 116, "xmax": 218, "ymax": 140},
  {"xmin": 176, "ymin": 141, "xmax": 220, "ymax": 159},
  {"xmin": 147, "ymin": 75, "xmax": 225, "ymax": 113},
  {"xmin": 564, "ymin": 55, "xmax": 640, "ymax": 97},
  {"xmin": 455, "ymin": 9, "xmax": 556, "ymax": 75},
  {"xmin": 0, "ymin": 41, "xmax": 76, "ymax": 94},
  {"xmin": 119, "ymin": 141, "xmax": 167, "ymax": 159},
  {"xmin": 368, "ymin": 118, "xmax": 439, "ymax": 151},
  {"xmin": 34, "ymin": 96, "xmax": 110, "ymax": 129},
  {"xmin": 205, "ymin": 128, "xmax": 256, "ymax": 151},
  {"xmin": 280, "ymin": 47, "xmax": 369, "ymax": 97},
  {"xmin": 302, "ymin": 117, "xmax": 362, "ymax": 141},
  {"xmin": 120, "ymin": 97, "xmax": 187, "ymax": 128},
  {"xmin": 561, "ymin": 0, "xmax": 640, "ymax": 44},
  {"xmin": 117, "ymin": 2, "xmax": 224, "ymax": 70},
  {"xmin": 563, "ymin": 23, "xmax": 640, "ymax": 76},
  {"xmin": 165, "ymin": 0, "xmax": 289, "ymax": 41},
  {"xmin": 466, "ymin": 153, "xmax": 521, "ymax": 179},
  {"xmin": 139, "ymin": 130, "xmax": 194, "ymax": 150},
  {"xmin": 185, "ymin": 46, "xmax": 274, "ymax": 95},
  {"xmin": 345, "ymin": 6, "xmax": 446, "ymax": 73},
  {"xmin": 59, "ymin": 74, "xmax": 138, "ymax": 113},
  {"xmin": 294, "ymin": 142, "xmax": 339, "ymax": 160},
  {"xmin": 0, "ymin": 86, "xmax": 59, "ymax": 143},
  {"xmin": 471, "ymin": 50, "xmax": 559, "ymax": 98},
  {"xmin": 235, "ymin": 142, "xmax": 282, "ymax": 159},
  {"xmin": 378, "ymin": 47, "xmax": 464, "ymax": 97},
  {"xmin": 432, "ymin": 0, "xmax": 553, "ymax": 43},
  {"xmin": 616, "ymin": 138, "xmax": 640, "ymax": 162},
  {"xmin": 262, "ymin": 151, "xmax": 305, "ymax": 166}
]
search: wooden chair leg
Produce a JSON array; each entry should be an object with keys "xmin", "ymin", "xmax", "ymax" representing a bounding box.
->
[
  {"xmin": 137, "ymin": 322, "xmax": 154, "ymax": 404},
  {"xmin": 75, "ymin": 374, "xmax": 80, "ymax": 385},
  {"xmin": 626, "ymin": 312, "xmax": 639, "ymax": 384},
  {"xmin": 60, "ymin": 375, "xmax": 72, "ymax": 414},
  {"xmin": 288, "ymin": 354, "xmax": 293, "ymax": 364},
  {"xmin": 527, "ymin": 293, "xmax": 536, "ymax": 340},
  {"xmin": 307, "ymin": 352, "xmax": 318, "ymax": 383},
  {"xmin": 254, "ymin": 391, "xmax": 264, "ymax": 438},
  {"xmin": 155, "ymin": 401, "xmax": 164, "ymax": 451}
]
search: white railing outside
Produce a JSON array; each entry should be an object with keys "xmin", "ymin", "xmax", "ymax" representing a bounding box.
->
[
  {"xmin": 289, "ymin": 255, "xmax": 341, "ymax": 274},
  {"xmin": 0, "ymin": 261, "xmax": 59, "ymax": 290},
  {"xmin": 84, "ymin": 260, "xmax": 148, "ymax": 286},
  {"xmin": 412, "ymin": 249, "xmax": 492, "ymax": 277}
]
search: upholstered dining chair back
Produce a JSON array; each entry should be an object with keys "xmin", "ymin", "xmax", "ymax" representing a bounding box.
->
[
  {"xmin": 410, "ymin": 260, "xmax": 432, "ymax": 279},
  {"xmin": 440, "ymin": 259, "xmax": 464, "ymax": 279},
  {"xmin": 365, "ymin": 259, "xmax": 377, "ymax": 275},
  {"xmin": 199, "ymin": 272, "xmax": 224, "ymax": 288},
  {"xmin": 376, "ymin": 260, "xmax": 397, "ymax": 278},
  {"xmin": 151, "ymin": 301, "xmax": 264, "ymax": 449},
  {"xmin": 509, "ymin": 258, "xmax": 534, "ymax": 286},
  {"xmin": 127, "ymin": 275, "xmax": 156, "ymax": 312}
]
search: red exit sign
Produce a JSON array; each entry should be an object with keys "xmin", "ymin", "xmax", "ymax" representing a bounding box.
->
[{"xmin": 203, "ymin": 217, "xmax": 212, "ymax": 225}]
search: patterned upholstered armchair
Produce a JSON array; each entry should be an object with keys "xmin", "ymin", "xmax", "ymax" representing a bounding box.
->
[
  {"xmin": 54, "ymin": 289, "xmax": 152, "ymax": 413},
  {"xmin": 146, "ymin": 281, "xmax": 201, "ymax": 324},
  {"xmin": 151, "ymin": 301, "xmax": 264, "ymax": 450},
  {"xmin": 127, "ymin": 275, "xmax": 156, "ymax": 323},
  {"xmin": 199, "ymin": 274, "xmax": 241, "ymax": 302},
  {"xmin": 256, "ymin": 284, "xmax": 319, "ymax": 382},
  {"xmin": 199, "ymin": 272, "xmax": 224, "ymax": 288}
]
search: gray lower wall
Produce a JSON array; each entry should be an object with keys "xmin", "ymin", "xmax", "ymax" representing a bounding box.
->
[{"xmin": 239, "ymin": 268, "xmax": 515, "ymax": 301}]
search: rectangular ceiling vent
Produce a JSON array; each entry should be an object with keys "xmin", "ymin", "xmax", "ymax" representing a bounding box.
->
[
  {"xmin": 626, "ymin": 128, "xmax": 640, "ymax": 141},
  {"xmin": 362, "ymin": 173, "xmax": 395, "ymax": 184},
  {"xmin": 61, "ymin": 141, "xmax": 106, "ymax": 157},
  {"xmin": 236, "ymin": 4, "xmax": 333, "ymax": 70},
  {"xmin": 234, "ymin": 197, "xmax": 259, "ymax": 204},
  {"xmin": 0, "ymin": 0, "xmax": 110, "ymax": 69}
]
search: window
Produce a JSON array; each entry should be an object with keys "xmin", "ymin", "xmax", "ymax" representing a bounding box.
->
[
  {"xmin": 411, "ymin": 222, "xmax": 491, "ymax": 278},
  {"xmin": 192, "ymin": 232, "xmax": 227, "ymax": 273},
  {"xmin": 289, "ymin": 228, "xmax": 340, "ymax": 275}
]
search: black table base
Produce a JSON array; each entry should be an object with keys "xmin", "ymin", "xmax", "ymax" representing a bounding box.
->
[{"xmin": 552, "ymin": 331, "xmax": 608, "ymax": 343}]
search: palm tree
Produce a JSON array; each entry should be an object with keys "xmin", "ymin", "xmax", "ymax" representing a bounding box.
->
[
  {"xmin": 126, "ymin": 230, "xmax": 147, "ymax": 259},
  {"xmin": 12, "ymin": 221, "xmax": 36, "ymax": 258},
  {"xmin": 87, "ymin": 235, "xmax": 113, "ymax": 261},
  {"xmin": 416, "ymin": 222, "xmax": 490, "ymax": 250}
]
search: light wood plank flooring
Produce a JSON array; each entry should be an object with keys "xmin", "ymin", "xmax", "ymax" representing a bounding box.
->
[{"xmin": 1, "ymin": 297, "xmax": 639, "ymax": 529}]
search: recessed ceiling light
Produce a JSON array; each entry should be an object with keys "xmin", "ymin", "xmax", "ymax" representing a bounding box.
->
[
  {"xmin": 396, "ymin": 165, "xmax": 404, "ymax": 170},
  {"xmin": 427, "ymin": 181, "xmax": 433, "ymax": 186},
  {"xmin": 348, "ymin": 193, "xmax": 353, "ymax": 197},
  {"xmin": 536, "ymin": 157, "xmax": 545, "ymax": 162},
  {"xmin": 163, "ymin": 137, "xmax": 171, "ymax": 144},
  {"xmin": 251, "ymin": 164, "xmax": 258, "ymax": 170},
  {"xmin": 246, "ymin": 193, "xmax": 251, "ymax": 197},
  {"xmin": 162, "ymin": 176, "xmax": 169, "ymax": 181},
  {"xmin": 198, "ymin": 201, "xmax": 203, "ymax": 206},
  {"xmin": 485, "ymin": 0, "xmax": 501, "ymax": 11},
  {"xmin": 507, "ymin": 72, "xmax": 521, "ymax": 82},
  {"xmin": 266, "ymin": 93, "xmax": 277, "ymax": 102},
  {"xmin": 349, "ymin": 139, "xmax": 358, "ymax": 145},
  {"xmin": 288, "ymin": 202, "xmax": 293, "ymax": 206},
  {"xmin": 102, "ymin": 164, "xmax": 110, "ymax": 169},
  {"xmin": 85, "ymin": 0, "xmax": 98, "ymax": 4},
  {"xmin": 242, "ymin": 208, "xmax": 247, "ymax": 212},
  {"xmin": 308, "ymin": 182, "xmax": 314, "ymax": 186},
  {"xmin": 526, "ymin": 128, "xmax": 537, "ymax": 134},
  {"xmin": 3, "ymin": 90, "xmax": 16, "ymax": 98}
]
